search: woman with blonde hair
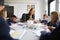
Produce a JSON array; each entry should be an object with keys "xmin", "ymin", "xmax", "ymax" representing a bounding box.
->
[
  {"xmin": 40, "ymin": 11, "xmax": 60, "ymax": 40},
  {"xmin": 48, "ymin": 11, "xmax": 59, "ymax": 26},
  {"xmin": 48, "ymin": 11, "xmax": 60, "ymax": 31}
]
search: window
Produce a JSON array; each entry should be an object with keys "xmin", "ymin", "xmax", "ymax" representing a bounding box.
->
[
  {"xmin": 45, "ymin": 0, "xmax": 48, "ymax": 15},
  {"xmin": 59, "ymin": 0, "xmax": 60, "ymax": 12},
  {"xmin": 50, "ymin": 1, "xmax": 55, "ymax": 13}
]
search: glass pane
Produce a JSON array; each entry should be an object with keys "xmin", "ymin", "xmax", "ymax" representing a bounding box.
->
[
  {"xmin": 59, "ymin": 4, "xmax": 60, "ymax": 12},
  {"xmin": 45, "ymin": 0, "xmax": 48, "ymax": 15},
  {"xmin": 50, "ymin": 1, "xmax": 55, "ymax": 13},
  {"xmin": 59, "ymin": 0, "xmax": 60, "ymax": 2}
]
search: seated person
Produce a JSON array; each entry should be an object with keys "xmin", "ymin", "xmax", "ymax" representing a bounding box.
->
[
  {"xmin": 0, "ymin": 5, "xmax": 5, "ymax": 11},
  {"xmin": 0, "ymin": 7, "xmax": 18, "ymax": 40},
  {"xmin": 7, "ymin": 15, "xmax": 17, "ymax": 25},
  {"xmin": 41, "ymin": 14, "xmax": 48, "ymax": 24},
  {"xmin": 40, "ymin": 23, "xmax": 60, "ymax": 40},
  {"xmin": 40, "ymin": 11, "xmax": 60, "ymax": 40},
  {"xmin": 20, "ymin": 8, "xmax": 35, "ymax": 22},
  {"xmin": 47, "ymin": 11, "xmax": 60, "ymax": 31}
]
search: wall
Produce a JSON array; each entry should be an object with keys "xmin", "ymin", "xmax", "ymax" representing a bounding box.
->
[{"xmin": 4, "ymin": 0, "xmax": 46, "ymax": 20}]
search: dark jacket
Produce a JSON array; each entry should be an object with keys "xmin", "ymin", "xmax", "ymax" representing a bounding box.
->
[
  {"xmin": 20, "ymin": 13, "xmax": 35, "ymax": 22},
  {"xmin": 40, "ymin": 24, "xmax": 60, "ymax": 40},
  {"xmin": 0, "ymin": 17, "xmax": 14, "ymax": 40},
  {"xmin": 7, "ymin": 19, "xmax": 16, "ymax": 25},
  {"xmin": 41, "ymin": 20, "xmax": 48, "ymax": 24},
  {"xmin": 47, "ymin": 21, "xmax": 60, "ymax": 28}
]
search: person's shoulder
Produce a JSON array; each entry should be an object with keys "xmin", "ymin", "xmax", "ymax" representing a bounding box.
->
[
  {"xmin": 48, "ymin": 21, "xmax": 51, "ymax": 24},
  {"xmin": 23, "ymin": 13, "xmax": 27, "ymax": 15},
  {"xmin": 47, "ymin": 21, "xmax": 51, "ymax": 26},
  {"xmin": 0, "ymin": 17, "xmax": 4, "ymax": 21},
  {"xmin": 0, "ymin": 17, "xmax": 5, "ymax": 25},
  {"xmin": 26, "ymin": 13, "xmax": 29, "ymax": 15},
  {"xmin": 7, "ymin": 18, "xmax": 11, "ymax": 21},
  {"xmin": 22, "ymin": 13, "xmax": 27, "ymax": 16},
  {"xmin": 58, "ymin": 21, "xmax": 60, "ymax": 26},
  {"xmin": 58, "ymin": 21, "xmax": 60, "ymax": 23}
]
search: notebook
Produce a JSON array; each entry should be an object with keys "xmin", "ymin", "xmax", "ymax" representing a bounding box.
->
[{"xmin": 10, "ymin": 29, "xmax": 27, "ymax": 39}]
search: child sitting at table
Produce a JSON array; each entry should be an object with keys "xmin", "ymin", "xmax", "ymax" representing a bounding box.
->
[
  {"xmin": 7, "ymin": 15, "xmax": 17, "ymax": 25},
  {"xmin": 41, "ymin": 14, "xmax": 48, "ymax": 24}
]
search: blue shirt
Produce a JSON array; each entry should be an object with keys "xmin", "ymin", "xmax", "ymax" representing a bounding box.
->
[
  {"xmin": 47, "ymin": 21, "xmax": 60, "ymax": 28},
  {"xmin": 7, "ymin": 19, "xmax": 16, "ymax": 25},
  {"xmin": 41, "ymin": 20, "xmax": 48, "ymax": 24},
  {"xmin": 0, "ymin": 17, "xmax": 14, "ymax": 40}
]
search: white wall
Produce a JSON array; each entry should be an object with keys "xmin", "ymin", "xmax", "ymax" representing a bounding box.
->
[{"xmin": 4, "ymin": 0, "xmax": 46, "ymax": 20}]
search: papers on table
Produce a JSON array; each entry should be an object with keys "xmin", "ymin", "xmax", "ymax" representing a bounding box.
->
[
  {"xmin": 9, "ymin": 22, "xmax": 51, "ymax": 40},
  {"xmin": 10, "ymin": 23, "xmax": 27, "ymax": 30},
  {"xmin": 33, "ymin": 29, "xmax": 50, "ymax": 37},
  {"xmin": 10, "ymin": 29, "xmax": 27, "ymax": 39},
  {"xmin": 33, "ymin": 30, "xmax": 41, "ymax": 37},
  {"xmin": 9, "ymin": 23, "xmax": 27, "ymax": 39},
  {"xmin": 9, "ymin": 29, "xmax": 15, "ymax": 34}
]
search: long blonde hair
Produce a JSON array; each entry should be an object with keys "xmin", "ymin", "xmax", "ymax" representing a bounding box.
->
[{"xmin": 50, "ymin": 11, "xmax": 59, "ymax": 25}]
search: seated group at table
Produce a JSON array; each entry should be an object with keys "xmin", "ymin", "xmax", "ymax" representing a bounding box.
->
[{"xmin": 0, "ymin": 5, "xmax": 60, "ymax": 40}]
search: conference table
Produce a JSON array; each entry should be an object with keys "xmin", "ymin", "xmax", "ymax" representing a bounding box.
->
[{"xmin": 9, "ymin": 22, "xmax": 50, "ymax": 40}]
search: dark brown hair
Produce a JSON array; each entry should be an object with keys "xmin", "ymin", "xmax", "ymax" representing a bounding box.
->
[
  {"xmin": 10, "ymin": 15, "xmax": 17, "ymax": 18},
  {"xmin": 43, "ymin": 14, "xmax": 47, "ymax": 17},
  {"xmin": 28, "ymin": 8, "xmax": 34, "ymax": 15},
  {"xmin": 50, "ymin": 11, "xmax": 59, "ymax": 25}
]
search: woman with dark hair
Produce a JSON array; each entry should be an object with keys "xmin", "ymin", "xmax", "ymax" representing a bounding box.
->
[
  {"xmin": 21, "ymin": 8, "xmax": 35, "ymax": 22},
  {"xmin": 0, "ymin": 7, "xmax": 18, "ymax": 40},
  {"xmin": 28, "ymin": 8, "xmax": 35, "ymax": 20}
]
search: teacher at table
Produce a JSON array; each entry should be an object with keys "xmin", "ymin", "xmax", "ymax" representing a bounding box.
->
[{"xmin": 21, "ymin": 8, "xmax": 35, "ymax": 22}]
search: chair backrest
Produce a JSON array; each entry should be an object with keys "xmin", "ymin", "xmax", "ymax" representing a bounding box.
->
[{"xmin": 20, "ymin": 13, "xmax": 27, "ymax": 22}]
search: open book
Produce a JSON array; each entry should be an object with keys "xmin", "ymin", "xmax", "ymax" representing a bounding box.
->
[{"xmin": 10, "ymin": 29, "xmax": 27, "ymax": 39}]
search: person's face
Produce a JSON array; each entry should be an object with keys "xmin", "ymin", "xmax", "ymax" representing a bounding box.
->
[
  {"xmin": 3, "ymin": 11, "xmax": 7, "ymax": 19},
  {"xmin": 43, "ymin": 15, "xmax": 47, "ymax": 19},
  {"xmin": 13, "ymin": 17, "xmax": 17, "ymax": 21},
  {"xmin": 31, "ymin": 9, "xmax": 35, "ymax": 15},
  {"xmin": 11, "ymin": 17, "xmax": 17, "ymax": 21},
  {"xmin": 43, "ymin": 16, "xmax": 45, "ymax": 19},
  {"xmin": 51, "ymin": 14, "xmax": 53, "ymax": 19},
  {"xmin": 0, "ymin": 6, "xmax": 5, "ymax": 11}
]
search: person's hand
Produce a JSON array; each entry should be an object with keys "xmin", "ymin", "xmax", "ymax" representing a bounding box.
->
[
  {"xmin": 34, "ymin": 20, "xmax": 38, "ymax": 23},
  {"xmin": 48, "ymin": 26, "xmax": 54, "ymax": 31}
]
